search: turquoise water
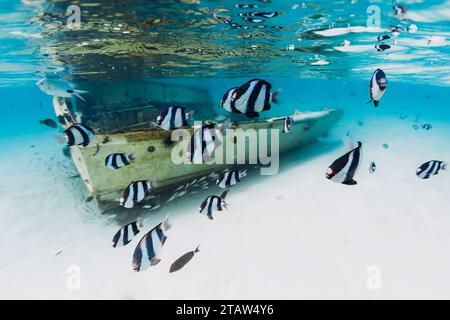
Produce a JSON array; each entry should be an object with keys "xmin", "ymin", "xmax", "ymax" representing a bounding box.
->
[
  {"xmin": 1, "ymin": 0, "xmax": 450, "ymax": 299},
  {"xmin": 0, "ymin": 0, "xmax": 449, "ymax": 206},
  {"xmin": 0, "ymin": 0, "xmax": 449, "ymax": 132}
]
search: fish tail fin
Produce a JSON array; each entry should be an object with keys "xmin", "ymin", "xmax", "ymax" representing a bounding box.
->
[
  {"xmin": 71, "ymin": 92, "xmax": 86, "ymax": 102},
  {"xmin": 150, "ymin": 258, "xmax": 161, "ymax": 266},
  {"xmin": 186, "ymin": 111, "xmax": 194, "ymax": 120},
  {"xmin": 149, "ymin": 178, "xmax": 158, "ymax": 189},
  {"xmin": 194, "ymin": 245, "xmax": 200, "ymax": 253},
  {"xmin": 162, "ymin": 216, "xmax": 172, "ymax": 231},
  {"xmin": 442, "ymin": 162, "xmax": 447, "ymax": 170},
  {"xmin": 207, "ymin": 213, "xmax": 213, "ymax": 220},
  {"xmin": 220, "ymin": 190, "xmax": 228, "ymax": 200},
  {"xmin": 343, "ymin": 137, "xmax": 356, "ymax": 150},
  {"xmin": 270, "ymin": 90, "xmax": 280, "ymax": 104},
  {"xmin": 73, "ymin": 89, "xmax": 89, "ymax": 95},
  {"xmin": 137, "ymin": 218, "xmax": 145, "ymax": 228}
]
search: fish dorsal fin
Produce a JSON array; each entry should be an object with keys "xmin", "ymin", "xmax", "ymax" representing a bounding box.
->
[{"xmin": 343, "ymin": 137, "xmax": 356, "ymax": 150}]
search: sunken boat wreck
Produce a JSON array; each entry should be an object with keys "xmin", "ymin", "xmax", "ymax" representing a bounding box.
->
[{"xmin": 54, "ymin": 80, "xmax": 342, "ymax": 210}]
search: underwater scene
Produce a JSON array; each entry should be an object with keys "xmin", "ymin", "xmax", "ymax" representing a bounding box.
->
[{"xmin": 0, "ymin": 0, "xmax": 449, "ymax": 300}]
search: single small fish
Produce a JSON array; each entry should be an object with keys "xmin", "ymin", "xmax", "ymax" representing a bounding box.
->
[
  {"xmin": 85, "ymin": 196, "xmax": 94, "ymax": 203},
  {"xmin": 412, "ymin": 124, "xmax": 420, "ymax": 130},
  {"xmin": 36, "ymin": 78, "xmax": 89, "ymax": 101},
  {"xmin": 220, "ymin": 79, "xmax": 279, "ymax": 118},
  {"xmin": 421, "ymin": 124, "xmax": 432, "ymax": 131},
  {"xmin": 326, "ymin": 141, "xmax": 362, "ymax": 185},
  {"xmin": 216, "ymin": 170, "xmax": 247, "ymax": 189},
  {"xmin": 112, "ymin": 221, "xmax": 142, "ymax": 248},
  {"xmin": 156, "ymin": 106, "xmax": 194, "ymax": 131},
  {"xmin": 367, "ymin": 69, "xmax": 387, "ymax": 107},
  {"xmin": 382, "ymin": 144, "xmax": 389, "ymax": 149},
  {"xmin": 132, "ymin": 217, "xmax": 172, "ymax": 271},
  {"xmin": 120, "ymin": 180, "xmax": 157, "ymax": 208},
  {"xmin": 63, "ymin": 123, "xmax": 94, "ymax": 147},
  {"xmin": 105, "ymin": 153, "xmax": 135, "ymax": 169},
  {"xmin": 369, "ymin": 162, "xmax": 376, "ymax": 174},
  {"xmin": 416, "ymin": 160, "xmax": 447, "ymax": 179},
  {"xmin": 169, "ymin": 246, "xmax": 200, "ymax": 273},
  {"xmin": 199, "ymin": 191, "xmax": 228, "ymax": 220},
  {"xmin": 39, "ymin": 119, "xmax": 58, "ymax": 128}
]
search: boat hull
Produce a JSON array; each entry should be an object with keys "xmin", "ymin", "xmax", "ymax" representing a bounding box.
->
[{"xmin": 70, "ymin": 109, "xmax": 343, "ymax": 210}]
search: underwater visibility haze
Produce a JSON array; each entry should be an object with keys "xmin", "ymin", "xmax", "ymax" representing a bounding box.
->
[{"xmin": 0, "ymin": 0, "xmax": 450, "ymax": 299}]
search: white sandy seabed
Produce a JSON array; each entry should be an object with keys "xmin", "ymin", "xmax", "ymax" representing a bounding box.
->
[{"xmin": 1, "ymin": 114, "xmax": 450, "ymax": 300}]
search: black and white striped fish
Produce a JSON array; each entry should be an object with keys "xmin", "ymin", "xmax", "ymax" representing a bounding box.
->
[
  {"xmin": 216, "ymin": 170, "xmax": 247, "ymax": 189},
  {"xmin": 105, "ymin": 153, "xmax": 134, "ymax": 170},
  {"xmin": 239, "ymin": 12, "xmax": 280, "ymax": 18},
  {"xmin": 132, "ymin": 218, "xmax": 172, "ymax": 271},
  {"xmin": 368, "ymin": 69, "xmax": 387, "ymax": 107},
  {"xmin": 220, "ymin": 79, "xmax": 278, "ymax": 118},
  {"xmin": 326, "ymin": 141, "xmax": 363, "ymax": 185},
  {"xmin": 199, "ymin": 191, "xmax": 228, "ymax": 220},
  {"xmin": 64, "ymin": 123, "xmax": 94, "ymax": 147},
  {"xmin": 112, "ymin": 221, "xmax": 142, "ymax": 248},
  {"xmin": 283, "ymin": 116, "xmax": 293, "ymax": 133},
  {"xmin": 416, "ymin": 160, "xmax": 447, "ymax": 179},
  {"xmin": 156, "ymin": 106, "xmax": 193, "ymax": 131},
  {"xmin": 377, "ymin": 35, "xmax": 391, "ymax": 42},
  {"xmin": 120, "ymin": 180, "xmax": 157, "ymax": 208},
  {"xmin": 375, "ymin": 44, "xmax": 391, "ymax": 52},
  {"xmin": 188, "ymin": 121, "xmax": 228, "ymax": 164},
  {"xmin": 422, "ymin": 123, "xmax": 432, "ymax": 130}
]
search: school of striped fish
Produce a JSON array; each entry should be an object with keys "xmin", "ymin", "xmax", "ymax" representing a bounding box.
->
[{"xmin": 50, "ymin": 2, "xmax": 446, "ymax": 273}]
